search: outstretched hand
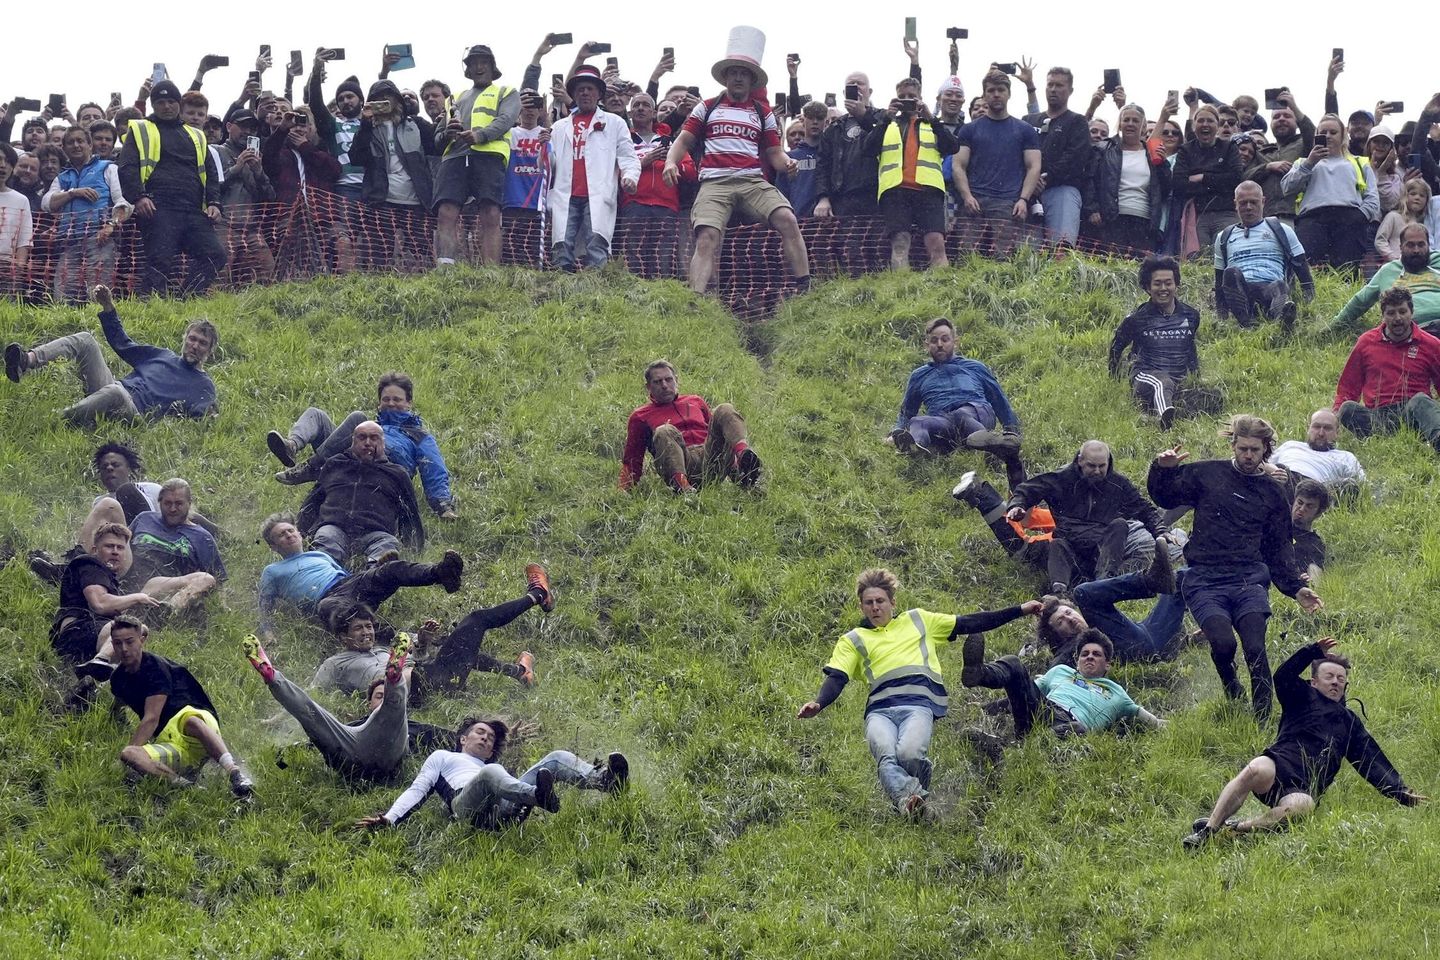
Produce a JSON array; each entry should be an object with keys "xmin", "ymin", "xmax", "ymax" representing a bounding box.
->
[
  {"xmin": 353, "ymin": 814, "xmax": 389, "ymax": 830},
  {"xmin": 93, "ymin": 284, "xmax": 115, "ymax": 311},
  {"xmin": 1155, "ymin": 444, "xmax": 1188, "ymax": 468},
  {"xmin": 1400, "ymin": 789, "xmax": 1430, "ymax": 806},
  {"xmin": 1316, "ymin": 636, "xmax": 1338, "ymax": 653},
  {"xmin": 1296, "ymin": 587, "xmax": 1324, "ymax": 613},
  {"xmin": 796, "ymin": 701, "xmax": 822, "ymax": 719}
]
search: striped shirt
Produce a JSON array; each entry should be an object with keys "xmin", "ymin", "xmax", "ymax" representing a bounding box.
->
[{"xmin": 682, "ymin": 97, "xmax": 780, "ymax": 180}]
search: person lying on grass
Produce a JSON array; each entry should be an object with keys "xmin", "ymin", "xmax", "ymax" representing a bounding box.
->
[
  {"xmin": 354, "ymin": 717, "xmax": 629, "ymax": 830},
  {"xmin": 796, "ymin": 567, "xmax": 1041, "ymax": 818},
  {"xmin": 1184, "ymin": 637, "xmax": 1425, "ymax": 850},
  {"xmin": 106, "ymin": 615, "xmax": 254, "ymax": 796}
]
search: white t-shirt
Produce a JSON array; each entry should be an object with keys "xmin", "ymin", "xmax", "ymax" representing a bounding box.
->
[
  {"xmin": 1117, "ymin": 148, "xmax": 1150, "ymax": 219},
  {"xmin": 0, "ymin": 190, "xmax": 35, "ymax": 261},
  {"xmin": 380, "ymin": 122, "xmax": 418, "ymax": 206},
  {"xmin": 1273, "ymin": 440, "xmax": 1366, "ymax": 488}
]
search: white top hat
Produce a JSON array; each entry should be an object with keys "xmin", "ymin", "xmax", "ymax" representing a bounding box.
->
[{"xmin": 711, "ymin": 25, "xmax": 768, "ymax": 89}]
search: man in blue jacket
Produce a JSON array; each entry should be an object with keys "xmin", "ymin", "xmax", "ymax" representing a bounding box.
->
[
  {"xmin": 5, "ymin": 284, "xmax": 217, "ymax": 427},
  {"xmin": 263, "ymin": 371, "xmax": 457, "ymax": 518},
  {"xmin": 887, "ymin": 316, "xmax": 1025, "ymax": 487}
]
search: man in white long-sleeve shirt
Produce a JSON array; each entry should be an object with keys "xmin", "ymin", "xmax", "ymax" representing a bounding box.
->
[
  {"xmin": 1271, "ymin": 408, "xmax": 1365, "ymax": 497},
  {"xmin": 355, "ymin": 717, "xmax": 630, "ymax": 830}
]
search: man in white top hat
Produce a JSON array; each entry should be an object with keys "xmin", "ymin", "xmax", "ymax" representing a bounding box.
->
[{"xmin": 663, "ymin": 26, "xmax": 811, "ymax": 296}]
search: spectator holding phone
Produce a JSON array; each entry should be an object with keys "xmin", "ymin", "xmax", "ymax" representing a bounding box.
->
[
  {"xmin": 501, "ymin": 90, "xmax": 551, "ymax": 263},
  {"xmin": 1087, "ymin": 104, "xmax": 1168, "ymax": 253},
  {"xmin": 353, "ymin": 80, "xmax": 437, "ymax": 267},
  {"xmin": 117, "ymin": 80, "xmax": 227, "ymax": 296},
  {"xmin": 435, "ymin": 44, "xmax": 518, "ymax": 267},
  {"xmin": 1364, "ymin": 126, "xmax": 1406, "ymax": 215},
  {"xmin": 1252, "ymin": 94, "xmax": 1315, "ymax": 222},
  {"xmin": 547, "ymin": 65, "xmax": 639, "ymax": 272},
  {"xmin": 262, "ymin": 107, "xmax": 341, "ymax": 205},
  {"xmin": 306, "ymin": 53, "xmax": 366, "ymax": 204},
  {"xmin": 813, "ymin": 71, "xmax": 882, "ymax": 219},
  {"xmin": 42, "ymin": 126, "xmax": 131, "ymax": 303},
  {"xmin": 865, "ymin": 78, "xmax": 958, "ymax": 270},
  {"xmin": 1281, "ymin": 114, "xmax": 1378, "ymax": 270},
  {"xmin": 212, "ymin": 107, "xmax": 277, "ymax": 285},
  {"xmin": 779, "ymin": 99, "xmax": 827, "ymax": 218}
]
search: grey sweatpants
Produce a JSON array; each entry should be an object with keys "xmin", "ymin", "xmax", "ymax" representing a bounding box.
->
[
  {"xmin": 267, "ymin": 668, "xmax": 409, "ymax": 777},
  {"xmin": 31, "ymin": 331, "xmax": 140, "ymax": 426}
]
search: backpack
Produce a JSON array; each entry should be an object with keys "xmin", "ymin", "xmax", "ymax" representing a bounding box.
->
[{"xmin": 1218, "ymin": 216, "xmax": 1296, "ymax": 281}]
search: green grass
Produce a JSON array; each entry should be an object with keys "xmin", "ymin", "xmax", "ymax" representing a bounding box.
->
[{"xmin": 2, "ymin": 255, "xmax": 1439, "ymax": 958}]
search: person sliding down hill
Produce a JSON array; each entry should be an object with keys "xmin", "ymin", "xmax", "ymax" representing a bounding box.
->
[
  {"xmin": 887, "ymin": 317, "xmax": 1026, "ymax": 490},
  {"xmin": 796, "ymin": 567, "xmax": 1041, "ymax": 817},
  {"xmin": 1184, "ymin": 638, "xmax": 1425, "ymax": 850},
  {"xmin": 354, "ymin": 716, "xmax": 629, "ymax": 831},
  {"xmin": 618, "ymin": 359, "xmax": 762, "ymax": 494}
]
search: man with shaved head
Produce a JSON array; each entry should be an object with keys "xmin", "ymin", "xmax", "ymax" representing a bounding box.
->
[
  {"xmin": 297, "ymin": 420, "xmax": 425, "ymax": 566},
  {"xmin": 953, "ymin": 440, "xmax": 1171, "ymax": 596},
  {"xmin": 1271, "ymin": 408, "xmax": 1366, "ymax": 497}
]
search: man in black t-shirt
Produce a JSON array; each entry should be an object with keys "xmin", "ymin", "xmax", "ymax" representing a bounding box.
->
[
  {"xmin": 107, "ymin": 616, "xmax": 253, "ymax": 795},
  {"xmin": 1289, "ymin": 478, "xmax": 1330, "ymax": 582},
  {"xmin": 51, "ymin": 522, "xmax": 162, "ymax": 669}
]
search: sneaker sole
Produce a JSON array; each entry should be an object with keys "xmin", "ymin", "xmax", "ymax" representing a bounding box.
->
[
  {"xmin": 266, "ymin": 430, "xmax": 297, "ymax": 467},
  {"xmin": 4, "ymin": 343, "xmax": 24, "ymax": 383},
  {"xmin": 737, "ymin": 449, "xmax": 762, "ymax": 489}
]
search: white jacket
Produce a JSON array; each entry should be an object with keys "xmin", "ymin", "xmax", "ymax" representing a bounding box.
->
[{"xmin": 547, "ymin": 108, "xmax": 640, "ymax": 242}]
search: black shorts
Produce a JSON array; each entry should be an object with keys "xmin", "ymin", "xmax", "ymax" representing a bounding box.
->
[
  {"xmin": 51, "ymin": 618, "xmax": 104, "ymax": 663},
  {"xmin": 1256, "ymin": 747, "xmax": 1318, "ymax": 807},
  {"xmin": 433, "ymin": 152, "xmax": 506, "ymax": 208},
  {"xmin": 879, "ymin": 186, "xmax": 946, "ymax": 238}
]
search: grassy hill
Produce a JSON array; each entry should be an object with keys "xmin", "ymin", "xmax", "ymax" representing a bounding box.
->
[{"xmin": 1, "ymin": 255, "xmax": 1438, "ymax": 959}]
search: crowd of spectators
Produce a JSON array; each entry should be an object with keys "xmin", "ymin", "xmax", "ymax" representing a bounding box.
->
[{"xmin": 4, "ymin": 34, "xmax": 1440, "ymax": 307}]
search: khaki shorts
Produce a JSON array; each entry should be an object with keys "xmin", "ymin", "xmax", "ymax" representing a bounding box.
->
[
  {"xmin": 143, "ymin": 706, "xmax": 219, "ymax": 775},
  {"xmin": 690, "ymin": 176, "xmax": 791, "ymax": 234}
]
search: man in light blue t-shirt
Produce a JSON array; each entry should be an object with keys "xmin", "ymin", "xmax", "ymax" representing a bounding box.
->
[
  {"xmin": 1214, "ymin": 181, "xmax": 1315, "ymax": 328},
  {"xmin": 960, "ymin": 627, "xmax": 1165, "ymax": 742}
]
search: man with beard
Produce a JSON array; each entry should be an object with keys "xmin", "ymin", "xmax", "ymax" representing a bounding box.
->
[
  {"xmin": 959, "ymin": 440, "xmax": 1170, "ymax": 596},
  {"xmin": 1271, "ymin": 408, "xmax": 1365, "ymax": 496},
  {"xmin": 1333, "ymin": 287, "xmax": 1440, "ymax": 453},
  {"xmin": 1251, "ymin": 94, "xmax": 1315, "ymax": 221},
  {"xmin": 5, "ymin": 284, "xmax": 217, "ymax": 427},
  {"xmin": 1329, "ymin": 224, "xmax": 1440, "ymax": 336},
  {"xmin": 888, "ymin": 317, "xmax": 1025, "ymax": 488},
  {"xmin": 306, "ymin": 51, "xmax": 365, "ymax": 203},
  {"xmin": 1148, "ymin": 416, "xmax": 1324, "ymax": 722}
]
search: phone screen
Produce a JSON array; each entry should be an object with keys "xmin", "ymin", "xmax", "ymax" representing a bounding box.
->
[
  {"xmin": 845, "ymin": 84, "xmax": 860, "ymax": 101},
  {"xmin": 152, "ymin": 63, "xmax": 168, "ymax": 83},
  {"xmin": 905, "ymin": 17, "xmax": 917, "ymax": 42},
  {"xmin": 260, "ymin": 44, "xmax": 271, "ymax": 59}
]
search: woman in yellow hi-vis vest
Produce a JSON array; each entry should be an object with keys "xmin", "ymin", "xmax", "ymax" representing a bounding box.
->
[
  {"xmin": 797, "ymin": 568, "xmax": 1040, "ymax": 816},
  {"xmin": 115, "ymin": 81, "xmax": 227, "ymax": 296}
]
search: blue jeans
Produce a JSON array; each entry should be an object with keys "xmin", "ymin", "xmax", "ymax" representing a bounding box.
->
[
  {"xmin": 1072, "ymin": 570, "xmax": 1187, "ymax": 661},
  {"xmin": 863, "ymin": 705, "xmax": 934, "ymax": 808},
  {"xmin": 451, "ymin": 749, "xmax": 599, "ymax": 827},
  {"xmin": 553, "ymin": 196, "xmax": 610, "ymax": 271},
  {"xmin": 1041, "ymin": 185, "xmax": 1082, "ymax": 244}
]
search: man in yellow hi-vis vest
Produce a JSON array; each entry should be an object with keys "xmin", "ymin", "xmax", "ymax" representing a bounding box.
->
[
  {"xmin": 864, "ymin": 77, "xmax": 959, "ymax": 271},
  {"xmin": 117, "ymin": 80, "xmax": 226, "ymax": 296},
  {"xmin": 434, "ymin": 44, "xmax": 519, "ymax": 267}
]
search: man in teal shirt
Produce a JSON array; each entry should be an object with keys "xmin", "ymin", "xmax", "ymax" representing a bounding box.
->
[
  {"xmin": 1329, "ymin": 225, "xmax": 1440, "ymax": 336},
  {"xmin": 960, "ymin": 627, "xmax": 1165, "ymax": 739}
]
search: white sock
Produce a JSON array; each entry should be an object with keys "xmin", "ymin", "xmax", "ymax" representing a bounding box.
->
[{"xmin": 218, "ymin": 752, "xmax": 235, "ymax": 771}]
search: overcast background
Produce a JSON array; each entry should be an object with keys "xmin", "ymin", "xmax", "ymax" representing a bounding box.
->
[{"xmin": 5, "ymin": 2, "xmax": 1434, "ymax": 131}]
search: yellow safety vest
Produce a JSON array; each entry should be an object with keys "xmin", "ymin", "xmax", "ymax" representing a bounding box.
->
[
  {"xmin": 877, "ymin": 118, "xmax": 945, "ymax": 198},
  {"xmin": 1295, "ymin": 154, "xmax": 1368, "ymax": 214},
  {"xmin": 445, "ymin": 83, "xmax": 511, "ymax": 161},
  {"xmin": 130, "ymin": 120, "xmax": 208, "ymax": 209}
]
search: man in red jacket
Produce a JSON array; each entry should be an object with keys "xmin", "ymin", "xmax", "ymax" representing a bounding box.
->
[
  {"xmin": 618, "ymin": 359, "xmax": 762, "ymax": 493},
  {"xmin": 1334, "ymin": 287, "xmax": 1440, "ymax": 452}
]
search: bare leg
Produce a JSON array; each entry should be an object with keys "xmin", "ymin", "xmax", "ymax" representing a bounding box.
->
[
  {"xmin": 80, "ymin": 498, "xmax": 127, "ymax": 552},
  {"xmin": 180, "ymin": 714, "xmax": 240, "ymax": 770},
  {"xmin": 770, "ymin": 209, "xmax": 809, "ymax": 279},
  {"xmin": 923, "ymin": 231, "xmax": 949, "ymax": 269},
  {"xmin": 140, "ymin": 572, "xmax": 217, "ymax": 611},
  {"xmin": 890, "ymin": 231, "xmax": 912, "ymax": 270},
  {"xmin": 688, "ymin": 227, "xmax": 722, "ymax": 293},
  {"xmin": 1203, "ymin": 755, "xmax": 1276, "ymax": 829},
  {"xmin": 436, "ymin": 202, "xmax": 462, "ymax": 261},
  {"xmin": 477, "ymin": 203, "xmax": 502, "ymax": 266},
  {"xmin": 1237, "ymin": 791, "xmax": 1315, "ymax": 832},
  {"xmin": 120, "ymin": 744, "xmax": 180, "ymax": 780}
]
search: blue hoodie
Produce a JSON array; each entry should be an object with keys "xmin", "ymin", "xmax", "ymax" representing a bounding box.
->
[
  {"xmin": 896, "ymin": 355, "xmax": 1019, "ymax": 430},
  {"xmin": 378, "ymin": 408, "xmax": 453, "ymax": 510}
]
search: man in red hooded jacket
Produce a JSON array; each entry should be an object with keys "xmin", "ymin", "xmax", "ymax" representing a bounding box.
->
[{"xmin": 619, "ymin": 359, "xmax": 762, "ymax": 494}]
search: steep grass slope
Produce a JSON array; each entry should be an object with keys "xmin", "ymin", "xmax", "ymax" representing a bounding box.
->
[{"xmin": 1, "ymin": 256, "xmax": 1437, "ymax": 959}]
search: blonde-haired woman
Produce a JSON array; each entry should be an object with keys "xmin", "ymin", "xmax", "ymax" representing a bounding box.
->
[{"xmin": 1281, "ymin": 113, "xmax": 1379, "ymax": 269}]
